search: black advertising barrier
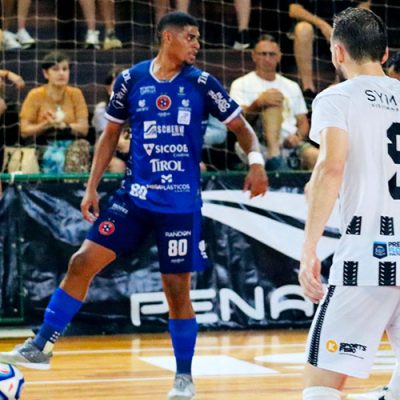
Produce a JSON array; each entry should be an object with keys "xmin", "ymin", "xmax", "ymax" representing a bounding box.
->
[{"xmin": 0, "ymin": 173, "xmax": 340, "ymax": 334}]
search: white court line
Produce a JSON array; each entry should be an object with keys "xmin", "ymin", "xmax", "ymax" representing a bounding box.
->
[{"xmin": 25, "ymin": 373, "xmax": 303, "ymax": 386}]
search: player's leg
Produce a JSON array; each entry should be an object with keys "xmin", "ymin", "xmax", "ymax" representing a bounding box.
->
[
  {"xmin": 346, "ymin": 296, "xmax": 400, "ymax": 400},
  {"xmin": 156, "ymin": 210, "xmax": 208, "ymax": 400},
  {"xmin": 261, "ymin": 105, "xmax": 283, "ymax": 170},
  {"xmin": 299, "ymin": 142, "xmax": 319, "ymax": 170},
  {"xmin": 293, "ymin": 21, "xmax": 315, "ymax": 93},
  {"xmin": 0, "ymin": 191, "xmax": 148, "ymax": 370},
  {"xmin": 79, "ymin": 0, "xmax": 100, "ymax": 49},
  {"xmin": 304, "ymin": 286, "xmax": 399, "ymax": 400},
  {"xmin": 0, "ymin": 240, "xmax": 116, "ymax": 369},
  {"xmin": 99, "ymin": 0, "xmax": 122, "ymax": 50},
  {"xmin": 162, "ymin": 272, "xmax": 197, "ymax": 400}
]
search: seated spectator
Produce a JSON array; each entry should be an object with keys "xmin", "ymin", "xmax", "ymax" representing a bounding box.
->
[
  {"xmin": 3, "ymin": 0, "xmax": 35, "ymax": 50},
  {"xmin": 79, "ymin": 0, "xmax": 122, "ymax": 50},
  {"xmin": 230, "ymin": 34, "xmax": 318, "ymax": 170},
  {"xmin": 19, "ymin": 51, "xmax": 89, "ymax": 174},
  {"xmin": 288, "ymin": 1, "xmax": 370, "ymax": 96},
  {"xmin": 92, "ymin": 67, "xmax": 129, "ymax": 173},
  {"xmin": 387, "ymin": 52, "xmax": 400, "ymax": 80}
]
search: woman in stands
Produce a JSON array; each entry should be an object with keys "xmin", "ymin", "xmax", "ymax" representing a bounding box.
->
[{"xmin": 20, "ymin": 51, "xmax": 89, "ymax": 174}]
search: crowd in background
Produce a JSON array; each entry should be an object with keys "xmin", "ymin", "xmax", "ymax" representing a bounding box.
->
[{"xmin": 0, "ymin": 0, "xmax": 399, "ymax": 176}]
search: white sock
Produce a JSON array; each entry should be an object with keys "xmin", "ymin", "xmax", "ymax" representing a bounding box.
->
[{"xmin": 303, "ymin": 386, "xmax": 341, "ymax": 400}]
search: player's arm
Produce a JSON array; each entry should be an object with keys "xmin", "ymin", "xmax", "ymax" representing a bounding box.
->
[
  {"xmin": 299, "ymin": 126, "xmax": 348, "ymax": 303},
  {"xmin": 228, "ymin": 114, "xmax": 268, "ymax": 197},
  {"xmin": 81, "ymin": 121, "xmax": 123, "ymax": 222}
]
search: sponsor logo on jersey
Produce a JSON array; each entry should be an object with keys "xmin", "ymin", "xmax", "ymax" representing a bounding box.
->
[
  {"xmin": 138, "ymin": 99, "xmax": 146, "ymax": 108},
  {"xmin": 99, "ymin": 221, "xmax": 115, "ymax": 235},
  {"xmin": 178, "ymin": 109, "xmax": 191, "ymax": 125},
  {"xmin": 178, "ymin": 86, "xmax": 185, "ymax": 96},
  {"xmin": 165, "ymin": 230, "xmax": 192, "ymax": 238},
  {"xmin": 143, "ymin": 143, "xmax": 155, "ymax": 156},
  {"xmin": 143, "ymin": 143, "xmax": 189, "ymax": 157},
  {"xmin": 182, "ymin": 99, "xmax": 190, "ymax": 107},
  {"xmin": 147, "ymin": 183, "xmax": 191, "ymax": 192},
  {"xmin": 140, "ymin": 85, "xmax": 156, "ymax": 95},
  {"xmin": 197, "ymin": 71, "xmax": 209, "ymax": 85},
  {"xmin": 339, "ymin": 342, "xmax": 367, "ymax": 355},
  {"xmin": 144, "ymin": 121, "xmax": 157, "ymax": 139},
  {"xmin": 208, "ymin": 89, "xmax": 231, "ymax": 113},
  {"xmin": 373, "ymin": 241, "xmax": 388, "ymax": 259},
  {"xmin": 156, "ymin": 95, "xmax": 172, "ymax": 111},
  {"xmin": 111, "ymin": 203, "xmax": 128, "ymax": 215},
  {"xmin": 161, "ymin": 174, "xmax": 173, "ymax": 183},
  {"xmin": 326, "ymin": 340, "xmax": 338, "ymax": 353},
  {"xmin": 365, "ymin": 90, "xmax": 399, "ymax": 111},
  {"xmin": 150, "ymin": 159, "xmax": 185, "ymax": 173},
  {"xmin": 110, "ymin": 83, "xmax": 128, "ymax": 109},
  {"xmin": 388, "ymin": 242, "xmax": 400, "ymax": 256}
]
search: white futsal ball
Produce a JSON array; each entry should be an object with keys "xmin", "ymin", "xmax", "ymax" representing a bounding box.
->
[{"xmin": 0, "ymin": 364, "xmax": 24, "ymax": 400}]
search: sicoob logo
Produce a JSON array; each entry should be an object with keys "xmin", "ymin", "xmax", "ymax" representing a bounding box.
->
[
  {"xmin": 156, "ymin": 95, "xmax": 172, "ymax": 111},
  {"xmin": 99, "ymin": 221, "xmax": 115, "ymax": 235}
]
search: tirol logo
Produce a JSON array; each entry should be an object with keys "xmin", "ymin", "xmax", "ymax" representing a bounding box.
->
[
  {"xmin": 99, "ymin": 221, "xmax": 115, "ymax": 235},
  {"xmin": 326, "ymin": 340, "xmax": 338, "ymax": 353},
  {"xmin": 373, "ymin": 242, "xmax": 388, "ymax": 259},
  {"xmin": 156, "ymin": 95, "xmax": 172, "ymax": 111}
]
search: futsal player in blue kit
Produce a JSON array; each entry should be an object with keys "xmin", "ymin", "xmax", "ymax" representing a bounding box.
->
[{"xmin": 0, "ymin": 11, "xmax": 268, "ymax": 399}]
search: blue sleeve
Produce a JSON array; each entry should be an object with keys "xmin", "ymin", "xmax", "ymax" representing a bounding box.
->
[
  {"xmin": 105, "ymin": 69, "xmax": 132, "ymax": 124},
  {"xmin": 204, "ymin": 74, "xmax": 242, "ymax": 124}
]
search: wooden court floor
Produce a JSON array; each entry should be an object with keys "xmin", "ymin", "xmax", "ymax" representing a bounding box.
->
[{"xmin": 0, "ymin": 329, "xmax": 392, "ymax": 400}]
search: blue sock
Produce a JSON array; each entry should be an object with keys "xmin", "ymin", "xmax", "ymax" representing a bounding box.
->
[
  {"xmin": 33, "ymin": 288, "xmax": 82, "ymax": 352},
  {"xmin": 168, "ymin": 318, "xmax": 198, "ymax": 376}
]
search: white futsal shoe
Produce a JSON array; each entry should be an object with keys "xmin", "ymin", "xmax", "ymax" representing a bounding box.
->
[
  {"xmin": 167, "ymin": 374, "xmax": 195, "ymax": 400},
  {"xmin": 347, "ymin": 386, "xmax": 394, "ymax": 400}
]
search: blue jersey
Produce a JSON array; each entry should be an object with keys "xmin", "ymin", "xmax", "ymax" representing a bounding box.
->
[{"xmin": 105, "ymin": 59, "xmax": 241, "ymax": 213}]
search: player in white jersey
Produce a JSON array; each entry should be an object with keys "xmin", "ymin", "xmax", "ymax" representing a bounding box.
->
[{"xmin": 299, "ymin": 7, "xmax": 400, "ymax": 400}]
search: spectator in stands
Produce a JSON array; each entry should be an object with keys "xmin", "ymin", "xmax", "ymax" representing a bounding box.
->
[
  {"xmin": 153, "ymin": 0, "xmax": 252, "ymax": 49},
  {"xmin": 387, "ymin": 52, "xmax": 400, "ymax": 80},
  {"xmin": 288, "ymin": 1, "xmax": 370, "ymax": 97},
  {"xmin": 2, "ymin": 0, "xmax": 35, "ymax": 50},
  {"xmin": 19, "ymin": 51, "xmax": 89, "ymax": 174},
  {"xmin": 0, "ymin": 68, "xmax": 25, "ymax": 118},
  {"xmin": 92, "ymin": 67, "xmax": 130, "ymax": 173},
  {"xmin": 230, "ymin": 34, "xmax": 318, "ymax": 171},
  {"xmin": 79, "ymin": 0, "xmax": 122, "ymax": 50}
]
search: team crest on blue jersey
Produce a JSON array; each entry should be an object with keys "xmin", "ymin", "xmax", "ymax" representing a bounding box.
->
[
  {"xmin": 99, "ymin": 221, "xmax": 116, "ymax": 236},
  {"xmin": 156, "ymin": 95, "xmax": 172, "ymax": 111}
]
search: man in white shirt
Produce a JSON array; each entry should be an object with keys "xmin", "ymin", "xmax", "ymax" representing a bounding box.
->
[
  {"xmin": 230, "ymin": 34, "xmax": 318, "ymax": 170},
  {"xmin": 299, "ymin": 7, "xmax": 400, "ymax": 400}
]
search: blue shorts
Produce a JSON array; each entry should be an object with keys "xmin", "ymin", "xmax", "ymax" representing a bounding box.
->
[{"xmin": 86, "ymin": 191, "xmax": 209, "ymax": 274}]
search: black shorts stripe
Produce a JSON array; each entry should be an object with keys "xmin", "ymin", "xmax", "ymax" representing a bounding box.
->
[{"xmin": 308, "ymin": 286, "xmax": 336, "ymax": 367}]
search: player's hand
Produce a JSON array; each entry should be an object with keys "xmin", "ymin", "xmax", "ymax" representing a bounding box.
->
[
  {"xmin": 81, "ymin": 188, "xmax": 100, "ymax": 223},
  {"xmin": 256, "ymin": 89, "xmax": 284, "ymax": 108},
  {"xmin": 299, "ymin": 246, "xmax": 325, "ymax": 303},
  {"xmin": 243, "ymin": 164, "xmax": 268, "ymax": 198}
]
